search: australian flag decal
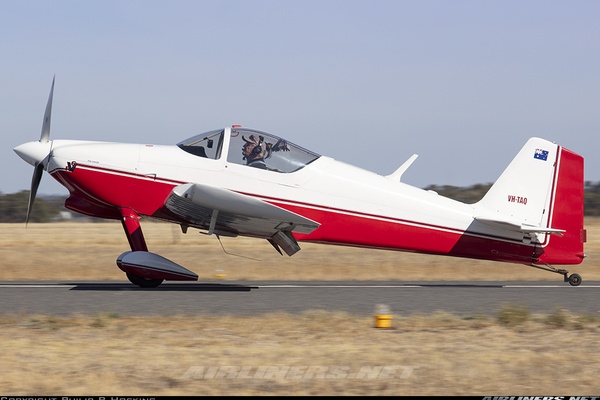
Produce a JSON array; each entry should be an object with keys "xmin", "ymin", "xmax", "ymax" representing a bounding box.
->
[{"xmin": 534, "ymin": 148, "xmax": 549, "ymax": 161}]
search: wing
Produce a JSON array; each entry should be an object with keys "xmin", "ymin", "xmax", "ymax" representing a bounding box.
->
[{"xmin": 164, "ymin": 182, "xmax": 320, "ymax": 256}]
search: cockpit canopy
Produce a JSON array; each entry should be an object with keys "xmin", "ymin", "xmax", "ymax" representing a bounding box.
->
[{"xmin": 177, "ymin": 127, "xmax": 321, "ymax": 173}]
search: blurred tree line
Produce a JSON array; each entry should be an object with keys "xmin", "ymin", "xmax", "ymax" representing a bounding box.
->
[
  {"xmin": 2, "ymin": 182, "xmax": 600, "ymax": 222},
  {"xmin": 424, "ymin": 181, "xmax": 600, "ymax": 217},
  {"xmin": 0, "ymin": 191, "xmax": 75, "ymax": 223}
]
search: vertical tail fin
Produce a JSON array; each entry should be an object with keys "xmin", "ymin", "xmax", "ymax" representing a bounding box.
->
[{"xmin": 475, "ymin": 137, "xmax": 585, "ymax": 265}]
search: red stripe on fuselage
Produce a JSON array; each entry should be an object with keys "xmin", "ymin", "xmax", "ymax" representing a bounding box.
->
[
  {"xmin": 52, "ymin": 164, "xmax": 181, "ymax": 216},
  {"xmin": 267, "ymin": 200, "xmax": 538, "ymax": 263},
  {"xmin": 52, "ymin": 164, "xmax": 542, "ymax": 264}
]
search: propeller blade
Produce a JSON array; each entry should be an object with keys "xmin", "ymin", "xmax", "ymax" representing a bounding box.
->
[
  {"xmin": 25, "ymin": 76, "xmax": 55, "ymax": 225},
  {"xmin": 26, "ymin": 163, "xmax": 44, "ymax": 225},
  {"xmin": 40, "ymin": 76, "xmax": 55, "ymax": 143}
]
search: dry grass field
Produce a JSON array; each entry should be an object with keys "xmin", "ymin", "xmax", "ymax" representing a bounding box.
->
[
  {"xmin": 0, "ymin": 311, "xmax": 599, "ymax": 395},
  {"xmin": 1, "ymin": 219, "xmax": 599, "ymax": 395}
]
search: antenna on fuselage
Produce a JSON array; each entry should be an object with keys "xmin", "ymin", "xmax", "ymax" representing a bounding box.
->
[
  {"xmin": 386, "ymin": 154, "xmax": 418, "ymax": 182},
  {"xmin": 215, "ymin": 234, "xmax": 261, "ymax": 261}
]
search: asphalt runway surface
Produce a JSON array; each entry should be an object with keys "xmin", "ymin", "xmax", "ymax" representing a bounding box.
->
[{"xmin": 1, "ymin": 280, "xmax": 599, "ymax": 317}]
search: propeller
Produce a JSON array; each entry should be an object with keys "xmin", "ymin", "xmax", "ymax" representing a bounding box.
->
[{"xmin": 22, "ymin": 76, "xmax": 55, "ymax": 225}]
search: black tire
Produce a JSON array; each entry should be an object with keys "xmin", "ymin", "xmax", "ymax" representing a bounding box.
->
[
  {"xmin": 568, "ymin": 273, "xmax": 582, "ymax": 287},
  {"xmin": 126, "ymin": 272, "xmax": 164, "ymax": 288}
]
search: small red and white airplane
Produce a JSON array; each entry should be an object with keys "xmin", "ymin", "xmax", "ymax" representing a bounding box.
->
[{"xmin": 14, "ymin": 78, "xmax": 587, "ymax": 287}]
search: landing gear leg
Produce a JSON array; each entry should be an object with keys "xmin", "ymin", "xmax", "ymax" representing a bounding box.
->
[
  {"xmin": 118, "ymin": 207, "xmax": 164, "ymax": 288},
  {"xmin": 529, "ymin": 263, "xmax": 582, "ymax": 286},
  {"xmin": 119, "ymin": 207, "xmax": 148, "ymax": 252}
]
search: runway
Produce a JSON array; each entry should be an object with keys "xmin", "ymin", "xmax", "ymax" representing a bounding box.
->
[{"xmin": 1, "ymin": 280, "xmax": 599, "ymax": 317}]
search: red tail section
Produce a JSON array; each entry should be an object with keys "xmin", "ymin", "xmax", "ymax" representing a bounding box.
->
[{"xmin": 538, "ymin": 146, "xmax": 586, "ymax": 265}]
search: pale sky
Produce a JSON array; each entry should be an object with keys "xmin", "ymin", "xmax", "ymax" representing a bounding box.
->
[{"xmin": 2, "ymin": 0, "xmax": 599, "ymax": 195}]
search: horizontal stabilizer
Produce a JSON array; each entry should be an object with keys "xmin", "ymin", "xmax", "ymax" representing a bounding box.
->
[
  {"xmin": 474, "ymin": 216, "xmax": 565, "ymax": 236},
  {"xmin": 116, "ymin": 251, "xmax": 198, "ymax": 281}
]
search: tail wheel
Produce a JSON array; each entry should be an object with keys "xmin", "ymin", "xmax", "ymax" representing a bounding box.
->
[
  {"xmin": 126, "ymin": 272, "xmax": 164, "ymax": 288},
  {"xmin": 568, "ymin": 273, "xmax": 582, "ymax": 287}
]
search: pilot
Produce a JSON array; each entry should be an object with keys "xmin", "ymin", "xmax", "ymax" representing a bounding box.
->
[{"xmin": 242, "ymin": 135, "xmax": 268, "ymax": 169}]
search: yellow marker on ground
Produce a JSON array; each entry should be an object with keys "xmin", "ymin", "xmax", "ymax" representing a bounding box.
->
[
  {"xmin": 373, "ymin": 304, "xmax": 393, "ymax": 329},
  {"xmin": 214, "ymin": 269, "xmax": 226, "ymax": 279}
]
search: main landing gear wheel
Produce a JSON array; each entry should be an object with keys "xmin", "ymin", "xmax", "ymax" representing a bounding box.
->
[
  {"xmin": 566, "ymin": 273, "xmax": 582, "ymax": 287},
  {"xmin": 126, "ymin": 272, "xmax": 164, "ymax": 288}
]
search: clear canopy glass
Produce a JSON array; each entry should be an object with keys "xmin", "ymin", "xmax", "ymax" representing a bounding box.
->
[{"xmin": 178, "ymin": 127, "xmax": 320, "ymax": 173}]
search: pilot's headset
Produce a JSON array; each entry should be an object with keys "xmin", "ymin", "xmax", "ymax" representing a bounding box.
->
[{"xmin": 250, "ymin": 135, "xmax": 265, "ymax": 157}]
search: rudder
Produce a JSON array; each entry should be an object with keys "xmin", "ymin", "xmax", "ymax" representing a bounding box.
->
[{"xmin": 539, "ymin": 145, "xmax": 586, "ymax": 264}]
